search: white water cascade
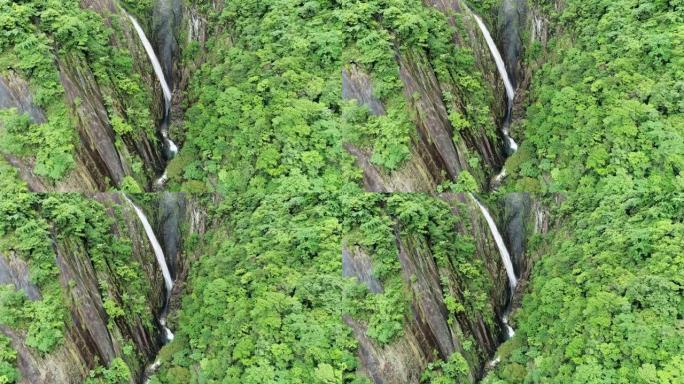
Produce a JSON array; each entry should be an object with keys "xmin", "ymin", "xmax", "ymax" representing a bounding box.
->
[
  {"xmin": 472, "ymin": 196, "xmax": 517, "ymax": 289},
  {"xmin": 470, "ymin": 10, "xmax": 519, "ymax": 183},
  {"xmin": 472, "ymin": 14, "xmax": 515, "ymax": 102},
  {"xmin": 126, "ymin": 14, "xmax": 172, "ymax": 105},
  {"xmin": 471, "ymin": 194, "xmax": 518, "ymax": 338},
  {"xmin": 123, "ymin": 195, "xmax": 175, "ymax": 343},
  {"xmin": 125, "ymin": 12, "xmax": 178, "ymax": 186}
]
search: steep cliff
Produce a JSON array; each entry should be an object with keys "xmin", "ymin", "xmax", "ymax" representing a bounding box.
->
[
  {"xmin": 341, "ymin": 0, "xmax": 512, "ymax": 192},
  {"xmin": 0, "ymin": 193, "xmax": 207, "ymax": 383},
  {"xmin": 0, "ymin": 0, "xmax": 214, "ymax": 192},
  {"xmin": 341, "ymin": 193, "xmax": 548, "ymax": 383}
]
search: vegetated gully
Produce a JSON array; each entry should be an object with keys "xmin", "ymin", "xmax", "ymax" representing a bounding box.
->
[
  {"xmin": 125, "ymin": 6, "xmax": 178, "ymax": 189},
  {"xmin": 466, "ymin": 1, "xmax": 524, "ymax": 350},
  {"xmin": 123, "ymin": 3, "xmax": 179, "ymax": 381},
  {"xmin": 123, "ymin": 0, "xmax": 524, "ymax": 376}
]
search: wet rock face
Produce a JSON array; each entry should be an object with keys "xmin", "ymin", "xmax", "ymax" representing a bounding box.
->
[
  {"xmin": 154, "ymin": 0, "xmax": 182, "ymax": 90},
  {"xmin": 342, "ymin": 245, "xmax": 383, "ymax": 294},
  {"xmin": 500, "ymin": 0, "xmax": 526, "ymax": 88},
  {"xmin": 503, "ymin": 193, "xmax": 530, "ymax": 276},
  {"xmin": 158, "ymin": 192, "xmax": 186, "ymax": 278},
  {"xmin": 0, "ymin": 252, "xmax": 40, "ymax": 301}
]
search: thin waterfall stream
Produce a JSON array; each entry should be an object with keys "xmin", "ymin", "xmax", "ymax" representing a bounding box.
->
[
  {"xmin": 123, "ymin": 195, "xmax": 174, "ymax": 381},
  {"xmin": 125, "ymin": 10, "xmax": 178, "ymax": 187},
  {"xmin": 469, "ymin": 8, "xmax": 519, "ymax": 184},
  {"xmin": 470, "ymin": 194, "xmax": 517, "ymax": 341}
]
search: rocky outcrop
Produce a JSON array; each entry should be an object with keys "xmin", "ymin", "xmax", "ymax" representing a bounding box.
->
[
  {"xmin": 58, "ymin": 56, "xmax": 128, "ymax": 189},
  {"xmin": 341, "ymin": 0, "xmax": 514, "ymax": 192},
  {"xmin": 342, "ymin": 245, "xmax": 383, "ymax": 294},
  {"xmin": 0, "ymin": 193, "xmax": 208, "ymax": 383},
  {"xmin": 398, "ymin": 50, "xmax": 470, "ymax": 181},
  {"xmin": 344, "ymin": 193, "xmax": 526, "ymax": 383},
  {"xmin": 0, "ymin": 74, "xmax": 45, "ymax": 124},
  {"xmin": 0, "ymin": 252, "xmax": 40, "ymax": 301}
]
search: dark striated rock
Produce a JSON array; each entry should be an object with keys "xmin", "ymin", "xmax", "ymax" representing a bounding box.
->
[
  {"xmin": 52, "ymin": 236, "xmax": 117, "ymax": 368},
  {"xmin": 0, "ymin": 251, "xmax": 40, "ymax": 300},
  {"xmin": 58, "ymin": 56, "xmax": 126, "ymax": 188},
  {"xmin": 342, "ymin": 65, "xmax": 386, "ymax": 116},
  {"xmin": 154, "ymin": 0, "xmax": 182, "ymax": 91},
  {"xmin": 158, "ymin": 192, "xmax": 186, "ymax": 278},
  {"xmin": 499, "ymin": 0, "xmax": 526, "ymax": 88},
  {"xmin": 503, "ymin": 192, "xmax": 530, "ymax": 277},
  {"xmin": 395, "ymin": 233, "xmax": 458, "ymax": 360},
  {"xmin": 398, "ymin": 50, "xmax": 468, "ymax": 181},
  {"xmin": 342, "ymin": 245, "xmax": 383, "ymax": 293}
]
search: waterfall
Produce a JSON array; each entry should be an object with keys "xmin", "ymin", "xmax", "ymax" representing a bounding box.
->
[
  {"xmin": 469, "ymin": 9, "xmax": 519, "ymax": 181},
  {"xmin": 125, "ymin": 196, "xmax": 173, "ymax": 292},
  {"xmin": 472, "ymin": 14, "xmax": 515, "ymax": 102},
  {"xmin": 470, "ymin": 194, "xmax": 518, "ymax": 341},
  {"xmin": 125, "ymin": 11, "xmax": 178, "ymax": 185},
  {"xmin": 126, "ymin": 14, "xmax": 172, "ymax": 105},
  {"xmin": 123, "ymin": 195, "xmax": 175, "ymax": 343},
  {"xmin": 472, "ymin": 196, "xmax": 518, "ymax": 289}
]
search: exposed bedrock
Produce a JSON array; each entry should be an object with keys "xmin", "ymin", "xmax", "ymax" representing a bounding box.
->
[
  {"xmin": 157, "ymin": 192, "xmax": 185, "ymax": 279},
  {"xmin": 499, "ymin": 0, "xmax": 525, "ymax": 88},
  {"xmin": 341, "ymin": 0, "xmax": 514, "ymax": 193},
  {"xmin": 342, "ymin": 245, "xmax": 383, "ymax": 294},
  {"xmin": 0, "ymin": 194, "xmax": 207, "ymax": 383},
  {"xmin": 502, "ymin": 193, "xmax": 530, "ymax": 278},
  {"xmin": 343, "ymin": 193, "xmax": 529, "ymax": 383},
  {"xmin": 0, "ymin": 252, "xmax": 40, "ymax": 301},
  {"xmin": 153, "ymin": 0, "xmax": 182, "ymax": 92}
]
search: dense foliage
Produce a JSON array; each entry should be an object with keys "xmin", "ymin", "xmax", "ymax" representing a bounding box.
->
[
  {"xmin": 489, "ymin": 0, "xmax": 684, "ymax": 382},
  {"xmin": 148, "ymin": 0, "xmax": 512, "ymax": 381},
  {"xmin": 0, "ymin": 0, "xmax": 157, "ymax": 184},
  {"xmin": 1, "ymin": 0, "xmax": 682, "ymax": 383},
  {"xmin": 0, "ymin": 188, "xmax": 159, "ymax": 382}
]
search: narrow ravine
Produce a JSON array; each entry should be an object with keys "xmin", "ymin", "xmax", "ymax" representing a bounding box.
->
[
  {"xmin": 470, "ymin": 193, "xmax": 518, "ymax": 369},
  {"xmin": 468, "ymin": 7, "xmax": 519, "ymax": 185},
  {"xmin": 123, "ymin": 195, "xmax": 175, "ymax": 382},
  {"xmin": 466, "ymin": 6, "xmax": 523, "ymax": 348},
  {"xmin": 125, "ymin": 10, "xmax": 178, "ymax": 188}
]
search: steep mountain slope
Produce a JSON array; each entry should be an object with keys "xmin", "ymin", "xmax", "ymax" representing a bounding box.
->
[
  {"xmin": 0, "ymin": 0, "xmax": 681, "ymax": 383},
  {"xmin": 0, "ymin": 0, "xmax": 209, "ymax": 192},
  {"xmin": 485, "ymin": 0, "xmax": 684, "ymax": 382},
  {"xmin": 0, "ymin": 191, "xmax": 207, "ymax": 383}
]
